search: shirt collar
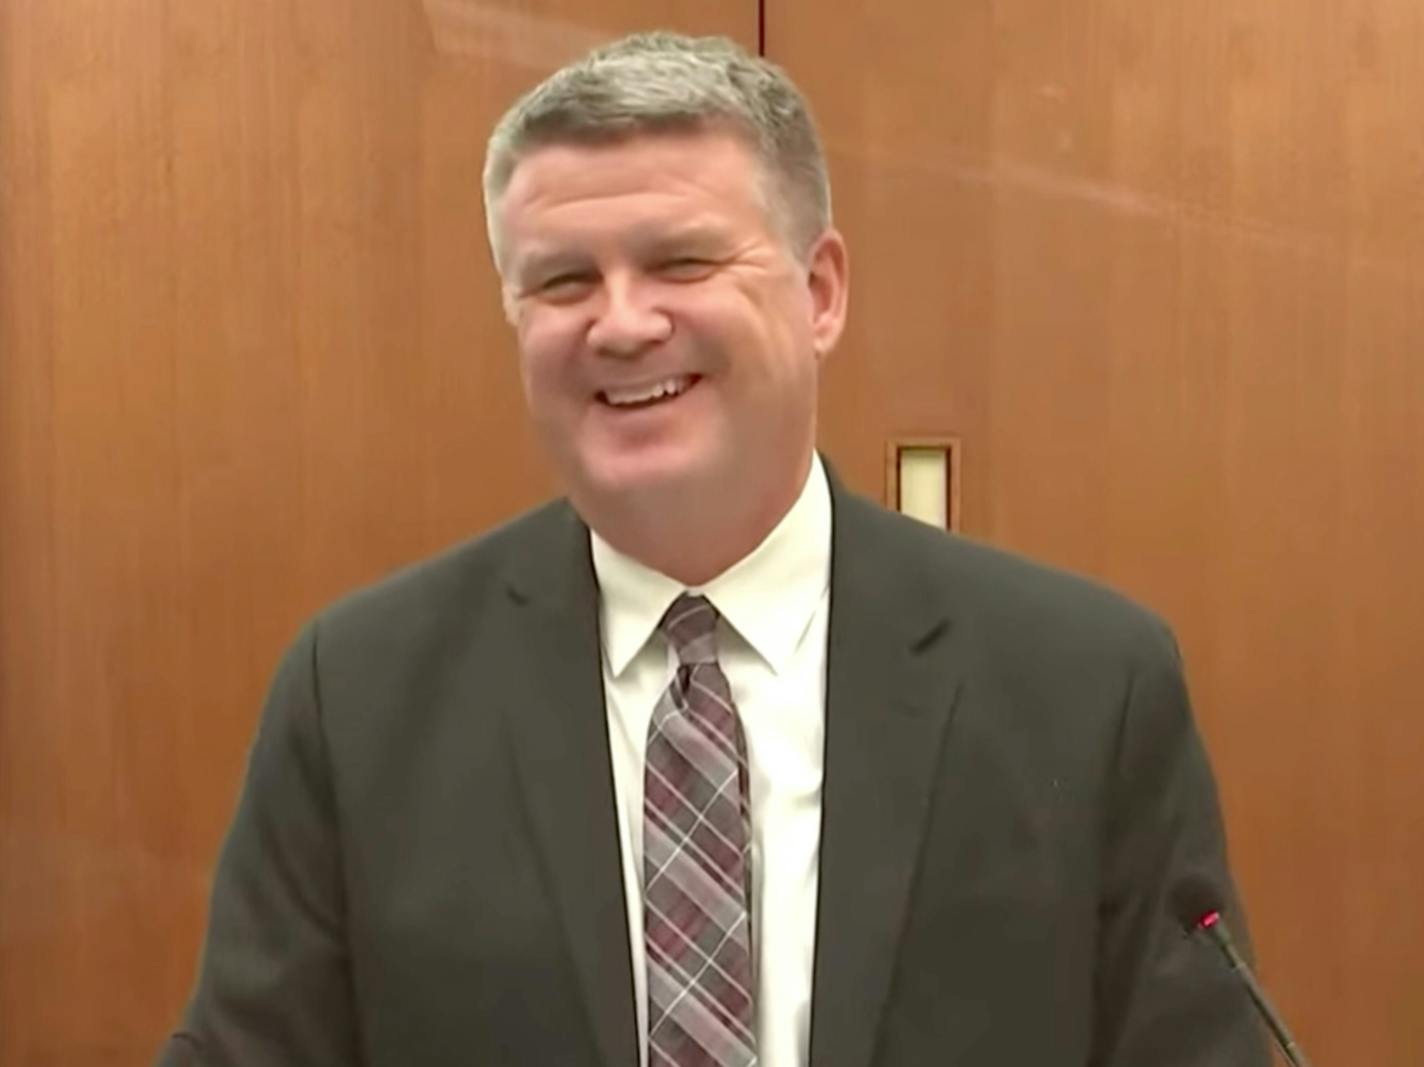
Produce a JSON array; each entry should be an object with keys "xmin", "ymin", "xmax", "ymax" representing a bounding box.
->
[{"xmin": 590, "ymin": 454, "xmax": 832, "ymax": 678}]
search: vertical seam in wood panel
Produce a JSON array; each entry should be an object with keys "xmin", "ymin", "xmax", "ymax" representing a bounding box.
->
[{"xmin": 758, "ymin": 0, "xmax": 766, "ymax": 56}]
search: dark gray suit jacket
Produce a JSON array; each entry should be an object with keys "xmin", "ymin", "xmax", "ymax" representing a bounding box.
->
[{"xmin": 158, "ymin": 477, "xmax": 1267, "ymax": 1066}]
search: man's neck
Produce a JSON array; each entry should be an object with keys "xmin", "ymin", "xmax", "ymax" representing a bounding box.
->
[{"xmin": 577, "ymin": 456, "xmax": 813, "ymax": 587}]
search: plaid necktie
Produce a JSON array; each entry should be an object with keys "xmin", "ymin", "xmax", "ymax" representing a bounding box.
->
[{"xmin": 643, "ymin": 595, "xmax": 757, "ymax": 1067}]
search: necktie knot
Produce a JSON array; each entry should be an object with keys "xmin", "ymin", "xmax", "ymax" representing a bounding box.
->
[{"xmin": 659, "ymin": 594, "xmax": 719, "ymax": 666}]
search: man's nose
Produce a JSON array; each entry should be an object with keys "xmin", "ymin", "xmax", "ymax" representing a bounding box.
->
[{"xmin": 586, "ymin": 273, "xmax": 672, "ymax": 357}]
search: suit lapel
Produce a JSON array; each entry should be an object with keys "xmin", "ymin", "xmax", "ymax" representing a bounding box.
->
[
  {"xmin": 499, "ymin": 505, "xmax": 637, "ymax": 1067},
  {"xmin": 809, "ymin": 484, "xmax": 967, "ymax": 1067}
]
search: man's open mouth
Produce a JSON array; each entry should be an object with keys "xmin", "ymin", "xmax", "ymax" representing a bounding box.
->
[{"xmin": 598, "ymin": 375, "xmax": 700, "ymax": 410}]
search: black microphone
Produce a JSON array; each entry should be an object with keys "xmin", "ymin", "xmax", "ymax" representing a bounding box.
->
[{"xmin": 1171, "ymin": 875, "xmax": 1315, "ymax": 1067}]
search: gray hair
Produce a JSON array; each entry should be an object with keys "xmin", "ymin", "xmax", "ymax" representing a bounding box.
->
[{"xmin": 482, "ymin": 31, "xmax": 832, "ymax": 269}]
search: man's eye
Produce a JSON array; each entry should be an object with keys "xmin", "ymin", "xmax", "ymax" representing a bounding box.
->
[
  {"xmin": 537, "ymin": 273, "xmax": 595, "ymax": 297},
  {"xmin": 657, "ymin": 258, "xmax": 716, "ymax": 280}
]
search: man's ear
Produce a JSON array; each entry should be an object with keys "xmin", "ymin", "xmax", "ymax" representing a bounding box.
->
[{"xmin": 806, "ymin": 228, "xmax": 850, "ymax": 360}]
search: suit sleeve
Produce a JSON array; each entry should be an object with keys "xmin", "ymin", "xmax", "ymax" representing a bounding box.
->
[
  {"xmin": 154, "ymin": 621, "xmax": 362, "ymax": 1067},
  {"xmin": 1089, "ymin": 621, "xmax": 1270, "ymax": 1067}
]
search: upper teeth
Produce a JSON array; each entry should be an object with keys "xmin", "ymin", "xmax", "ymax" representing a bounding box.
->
[{"xmin": 604, "ymin": 377, "xmax": 691, "ymax": 406}]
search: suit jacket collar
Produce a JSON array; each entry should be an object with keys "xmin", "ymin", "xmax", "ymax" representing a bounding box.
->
[{"xmin": 498, "ymin": 473, "xmax": 965, "ymax": 1067}]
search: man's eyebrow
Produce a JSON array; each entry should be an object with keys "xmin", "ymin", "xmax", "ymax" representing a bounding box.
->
[
  {"xmin": 511, "ymin": 223, "xmax": 732, "ymax": 280},
  {"xmin": 513, "ymin": 249, "xmax": 592, "ymax": 281},
  {"xmin": 638, "ymin": 224, "xmax": 728, "ymax": 252}
]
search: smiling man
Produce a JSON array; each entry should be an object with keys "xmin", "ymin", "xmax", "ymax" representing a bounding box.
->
[{"xmin": 158, "ymin": 32, "xmax": 1267, "ymax": 1067}]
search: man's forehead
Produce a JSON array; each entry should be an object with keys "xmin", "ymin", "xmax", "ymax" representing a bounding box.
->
[
  {"xmin": 505, "ymin": 129, "xmax": 764, "ymax": 202},
  {"xmin": 501, "ymin": 140, "xmax": 771, "ymax": 250},
  {"xmin": 519, "ymin": 124, "xmax": 755, "ymax": 166}
]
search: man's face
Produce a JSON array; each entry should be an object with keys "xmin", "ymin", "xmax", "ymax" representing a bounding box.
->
[{"xmin": 496, "ymin": 130, "xmax": 846, "ymax": 523}]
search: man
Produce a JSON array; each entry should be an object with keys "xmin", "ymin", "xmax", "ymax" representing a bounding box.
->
[{"xmin": 158, "ymin": 32, "xmax": 1267, "ymax": 1067}]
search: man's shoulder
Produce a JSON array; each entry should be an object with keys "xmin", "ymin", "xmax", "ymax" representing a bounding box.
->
[
  {"xmin": 313, "ymin": 497, "xmax": 579, "ymax": 647},
  {"xmin": 838, "ymin": 490, "xmax": 1177, "ymax": 663}
]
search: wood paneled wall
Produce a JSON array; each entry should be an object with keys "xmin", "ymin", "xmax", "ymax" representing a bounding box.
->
[
  {"xmin": 4, "ymin": 0, "xmax": 1421, "ymax": 1064},
  {"xmin": 0, "ymin": 3, "xmax": 755, "ymax": 1064},
  {"xmin": 767, "ymin": 2, "xmax": 1424, "ymax": 1065}
]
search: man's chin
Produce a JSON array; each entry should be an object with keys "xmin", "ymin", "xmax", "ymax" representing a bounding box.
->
[{"xmin": 574, "ymin": 451, "xmax": 715, "ymax": 505}]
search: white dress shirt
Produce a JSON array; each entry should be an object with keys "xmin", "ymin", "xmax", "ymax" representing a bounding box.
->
[{"xmin": 590, "ymin": 455, "xmax": 832, "ymax": 1067}]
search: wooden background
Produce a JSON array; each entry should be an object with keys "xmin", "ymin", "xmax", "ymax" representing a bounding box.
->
[
  {"xmin": 2, "ymin": 0, "xmax": 1420, "ymax": 1063},
  {"xmin": 778, "ymin": 5, "xmax": 1424, "ymax": 1063}
]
